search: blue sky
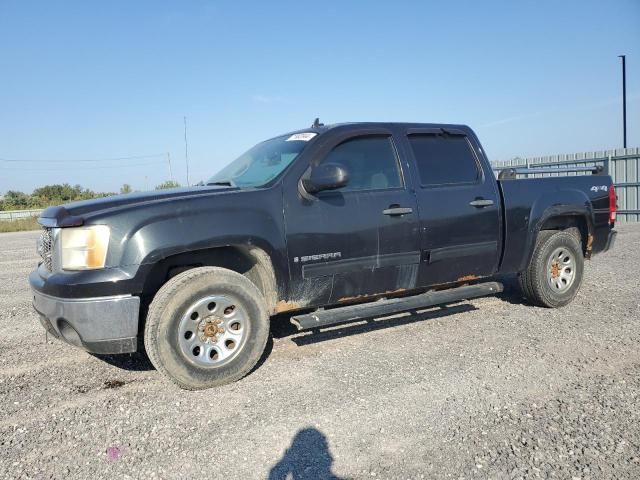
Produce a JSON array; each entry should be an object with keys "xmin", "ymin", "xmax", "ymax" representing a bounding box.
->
[{"xmin": 1, "ymin": 0, "xmax": 639, "ymax": 193}]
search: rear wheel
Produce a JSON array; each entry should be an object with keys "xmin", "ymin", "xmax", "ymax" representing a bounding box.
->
[
  {"xmin": 518, "ymin": 229, "xmax": 584, "ymax": 308},
  {"xmin": 144, "ymin": 267, "xmax": 269, "ymax": 390}
]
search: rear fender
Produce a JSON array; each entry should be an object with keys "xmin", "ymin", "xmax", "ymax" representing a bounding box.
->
[{"xmin": 520, "ymin": 189, "xmax": 594, "ymax": 272}]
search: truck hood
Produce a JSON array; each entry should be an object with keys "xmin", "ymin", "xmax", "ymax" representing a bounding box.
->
[{"xmin": 38, "ymin": 186, "xmax": 237, "ymax": 227}]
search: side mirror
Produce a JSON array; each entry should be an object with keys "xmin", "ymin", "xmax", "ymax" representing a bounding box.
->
[{"xmin": 302, "ymin": 163, "xmax": 349, "ymax": 194}]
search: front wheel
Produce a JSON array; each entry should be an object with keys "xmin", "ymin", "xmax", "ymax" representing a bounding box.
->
[
  {"xmin": 144, "ymin": 267, "xmax": 270, "ymax": 390},
  {"xmin": 518, "ymin": 229, "xmax": 584, "ymax": 308}
]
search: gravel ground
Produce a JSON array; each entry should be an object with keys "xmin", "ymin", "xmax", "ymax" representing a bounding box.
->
[{"xmin": 1, "ymin": 225, "xmax": 639, "ymax": 479}]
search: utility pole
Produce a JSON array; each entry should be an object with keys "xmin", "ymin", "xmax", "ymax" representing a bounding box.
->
[
  {"xmin": 618, "ymin": 55, "xmax": 627, "ymax": 149},
  {"xmin": 183, "ymin": 116, "xmax": 190, "ymax": 186},
  {"xmin": 167, "ymin": 152, "xmax": 174, "ymax": 182}
]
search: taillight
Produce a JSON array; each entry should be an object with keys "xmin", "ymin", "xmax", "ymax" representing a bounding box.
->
[{"xmin": 608, "ymin": 184, "xmax": 617, "ymax": 225}]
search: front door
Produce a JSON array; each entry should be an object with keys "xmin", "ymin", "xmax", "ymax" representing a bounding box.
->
[{"xmin": 283, "ymin": 130, "xmax": 420, "ymax": 307}]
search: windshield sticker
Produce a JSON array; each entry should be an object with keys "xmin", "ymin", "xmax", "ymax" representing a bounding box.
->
[{"xmin": 286, "ymin": 133, "xmax": 317, "ymax": 142}]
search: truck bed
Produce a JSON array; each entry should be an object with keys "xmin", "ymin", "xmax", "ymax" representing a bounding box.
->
[{"xmin": 498, "ymin": 175, "xmax": 612, "ymax": 274}]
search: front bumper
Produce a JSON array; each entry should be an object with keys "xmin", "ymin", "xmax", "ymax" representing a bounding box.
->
[{"xmin": 32, "ymin": 288, "xmax": 140, "ymax": 354}]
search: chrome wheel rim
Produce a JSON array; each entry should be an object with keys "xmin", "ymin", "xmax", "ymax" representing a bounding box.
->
[
  {"xmin": 178, "ymin": 294, "xmax": 248, "ymax": 368},
  {"xmin": 546, "ymin": 247, "xmax": 576, "ymax": 292}
]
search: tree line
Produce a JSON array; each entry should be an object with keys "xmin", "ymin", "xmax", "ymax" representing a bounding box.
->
[{"xmin": 0, "ymin": 181, "xmax": 181, "ymax": 211}]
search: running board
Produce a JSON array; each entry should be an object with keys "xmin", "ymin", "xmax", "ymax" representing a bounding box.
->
[{"xmin": 290, "ymin": 281, "xmax": 504, "ymax": 331}]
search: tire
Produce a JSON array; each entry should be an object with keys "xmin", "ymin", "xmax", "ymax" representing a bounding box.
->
[
  {"xmin": 144, "ymin": 266, "xmax": 269, "ymax": 390},
  {"xmin": 518, "ymin": 229, "xmax": 584, "ymax": 308}
]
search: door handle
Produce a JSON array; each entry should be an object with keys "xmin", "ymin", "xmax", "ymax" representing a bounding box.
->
[
  {"xmin": 469, "ymin": 199, "xmax": 494, "ymax": 208},
  {"xmin": 383, "ymin": 207, "xmax": 413, "ymax": 216}
]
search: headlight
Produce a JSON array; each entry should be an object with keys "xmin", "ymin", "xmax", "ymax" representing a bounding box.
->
[{"xmin": 60, "ymin": 225, "xmax": 110, "ymax": 270}]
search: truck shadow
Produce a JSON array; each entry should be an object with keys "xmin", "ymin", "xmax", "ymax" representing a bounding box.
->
[
  {"xmin": 271, "ymin": 302, "xmax": 478, "ymax": 346},
  {"xmin": 94, "ymin": 278, "xmax": 525, "ymax": 374},
  {"xmin": 492, "ymin": 273, "xmax": 530, "ymax": 306},
  {"xmin": 92, "ymin": 351, "xmax": 155, "ymax": 371}
]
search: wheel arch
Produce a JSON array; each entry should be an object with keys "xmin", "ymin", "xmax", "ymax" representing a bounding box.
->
[
  {"xmin": 538, "ymin": 214, "xmax": 591, "ymax": 256},
  {"xmin": 521, "ymin": 210, "xmax": 594, "ymax": 273},
  {"xmin": 139, "ymin": 244, "xmax": 280, "ymax": 318}
]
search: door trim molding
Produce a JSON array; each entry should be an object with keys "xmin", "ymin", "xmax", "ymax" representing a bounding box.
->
[
  {"xmin": 428, "ymin": 241, "xmax": 498, "ymax": 264},
  {"xmin": 302, "ymin": 251, "xmax": 421, "ymax": 279}
]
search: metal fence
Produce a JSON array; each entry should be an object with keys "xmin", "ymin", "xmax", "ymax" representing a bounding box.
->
[
  {"xmin": 0, "ymin": 209, "xmax": 44, "ymax": 222},
  {"xmin": 491, "ymin": 147, "xmax": 640, "ymax": 223}
]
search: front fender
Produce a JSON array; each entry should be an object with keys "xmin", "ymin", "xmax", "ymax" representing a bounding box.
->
[
  {"xmin": 87, "ymin": 188, "xmax": 289, "ymax": 297},
  {"xmin": 121, "ymin": 209, "xmax": 284, "ymax": 267}
]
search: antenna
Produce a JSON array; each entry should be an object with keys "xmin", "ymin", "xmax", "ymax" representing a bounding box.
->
[
  {"xmin": 311, "ymin": 117, "xmax": 323, "ymax": 128},
  {"xmin": 183, "ymin": 116, "xmax": 190, "ymax": 186}
]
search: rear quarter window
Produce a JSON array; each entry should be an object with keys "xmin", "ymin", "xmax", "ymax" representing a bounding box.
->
[{"xmin": 409, "ymin": 134, "xmax": 481, "ymax": 186}]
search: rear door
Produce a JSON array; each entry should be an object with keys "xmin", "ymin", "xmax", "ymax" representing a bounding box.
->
[
  {"xmin": 283, "ymin": 128, "xmax": 421, "ymax": 306},
  {"xmin": 400, "ymin": 128, "xmax": 501, "ymax": 286}
]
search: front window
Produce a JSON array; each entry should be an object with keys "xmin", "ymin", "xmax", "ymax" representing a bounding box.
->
[
  {"xmin": 207, "ymin": 133, "xmax": 316, "ymax": 188},
  {"xmin": 319, "ymin": 135, "xmax": 403, "ymax": 192}
]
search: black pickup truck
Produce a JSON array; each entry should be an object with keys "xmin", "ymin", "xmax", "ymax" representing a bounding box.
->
[{"xmin": 30, "ymin": 122, "xmax": 617, "ymax": 389}]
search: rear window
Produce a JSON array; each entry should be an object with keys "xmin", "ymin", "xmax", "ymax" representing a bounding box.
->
[{"xmin": 408, "ymin": 134, "xmax": 480, "ymax": 186}]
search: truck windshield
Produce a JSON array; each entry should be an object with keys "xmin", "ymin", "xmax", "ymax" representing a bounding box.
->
[{"xmin": 207, "ymin": 133, "xmax": 314, "ymax": 188}]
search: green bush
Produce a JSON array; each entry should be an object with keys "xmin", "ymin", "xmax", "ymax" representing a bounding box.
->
[
  {"xmin": 0, "ymin": 183, "xmax": 117, "ymax": 211},
  {"xmin": 155, "ymin": 180, "xmax": 181, "ymax": 190},
  {"xmin": 0, "ymin": 181, "xmax": 183, "ymax": 211}
]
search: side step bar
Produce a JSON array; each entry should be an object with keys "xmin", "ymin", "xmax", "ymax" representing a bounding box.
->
[{"xmin": 290, "ymin": 281, "xmax": 504, "ymax": 331}]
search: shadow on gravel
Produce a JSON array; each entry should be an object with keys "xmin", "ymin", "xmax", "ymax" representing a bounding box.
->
[
  {"xmin": 92, "ymin": 351, "xmax": 155, "ymax": 371},
  {"xmin": 492, "ymin": 273, "xmax": 530, "ymax": 306},
  {"xmin": 90, "ymin": 278, "xmax": 521, "ymax": 375},
  {"xmin": 269, "ymin": 428, "xmax": 345, "ymax": 480},
  {"xmin": 248, "ymin": 332, "xmax": 274, "ymax": 376},
  {"xmin": 271, "ymin": 303, "xmax": 478, "ymax": 346}
]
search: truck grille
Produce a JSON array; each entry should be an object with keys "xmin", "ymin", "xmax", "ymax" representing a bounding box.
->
[{"xmin": 37, "ymin": 227, "xmax": 54, "ymax": 271}]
